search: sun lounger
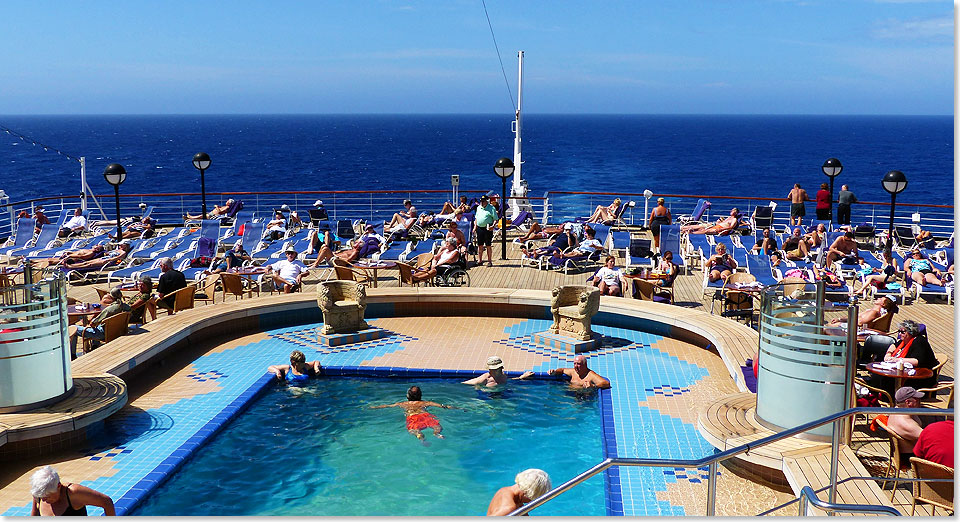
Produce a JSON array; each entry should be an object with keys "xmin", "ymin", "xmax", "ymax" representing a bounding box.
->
[
  {"xmin": 745, "ymin": 254, "xmax": 780, "ymax": 286},
  {"xmin": 0, "ymin": 218, "xmax": 36, "ymax": 258},
  {"xmin": 609, "ymin": 231, "xmax": 631, "ymax": 257},
  {"xmin": 544, "ymin": 246, "xmax": 604, "ymax": 276},
  {"xmin": 399, "ymin": 240, "xmax": 433, "ymax": 263},
  {"xmin": 676, "ymin": 199, "xmax": 710, "ymax": 226},
  {"xmin": 684, "ymin": 233, "xmax": 712, "ymax": 270},
  {"xmin": 626, "ymin": 238, "xmax": 655, "ymax": 269},
  {"xmin": 752, "ymin": 205, "xmax": 775, "ymax": 231},
  {"xmin": 4, "ymin": 223, "xmax": 61, "ymax": 260},
  {"xmin": 375, "ymin": 240, "xmax": 412, "ymax": 262}
]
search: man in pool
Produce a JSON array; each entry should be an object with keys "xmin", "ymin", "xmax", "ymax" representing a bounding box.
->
[
  {"xmin": 486, "ymin": 468, "xmax": 552, "ymax": 516},
  {"xmin": 369, "ymin": 386, "xmax": 452, "ymax": 441},
  {"xmin": 461, "ymin": 355, "xmax": 534, "ymax": 387},
  {"xmin": 548, "ymin": 354, "xmax": 611, "ymax": 389}
]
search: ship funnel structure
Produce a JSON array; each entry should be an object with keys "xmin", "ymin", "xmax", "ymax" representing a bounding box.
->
[{"xmin": 509, "ymin": 50, "xmax": 534, "ymax": 221}]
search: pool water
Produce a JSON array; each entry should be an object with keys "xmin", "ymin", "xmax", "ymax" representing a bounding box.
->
[{"xmin": 132, "ymin": 377, "xmax": 606, "ymax": 516}]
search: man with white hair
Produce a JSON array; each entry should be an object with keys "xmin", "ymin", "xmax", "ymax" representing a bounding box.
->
[
  {"xmin": 487, "ymin": 468, "xmax": 552, "ymax": 515},
  {"xmin": 30, "ymin": 466, "xmax": 115, "ymax": 516},
  {"xmin": 156, "ymin": 257, "xmax": 187, "ymax": 312},
  {"xmin": 462, "ymin": 355, "xmax": 533, "ymax": 386}
]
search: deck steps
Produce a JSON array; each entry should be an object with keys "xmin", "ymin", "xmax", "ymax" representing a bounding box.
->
[{"xmin": 782, "ymin": 445, "xmax": 896, "ymax": 516}]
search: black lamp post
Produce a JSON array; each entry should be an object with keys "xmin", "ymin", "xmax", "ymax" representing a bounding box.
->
[
  {"xmin": 821, "ymin": 158, "xmax": 842, "ymax": 223},
  {"xmin": 192, "ymin": 152, "xmax": 212, "ymax": 219},
  {"xmin": 881, "ymin": 170, "xmax": 907, "ymax": 249},
  {"xmin": 103, "ymin": 163, "xmax": 127, "ymax": 241},
  {"xmin": 494, "ymin": 157, "xmax": 515, "ymax": 260}
]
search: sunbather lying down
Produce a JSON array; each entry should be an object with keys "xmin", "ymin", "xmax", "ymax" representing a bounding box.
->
[
  {"xmin": 585, "ymin": 199, "xmax": 621, "ymax": 224},
  {"xmin": 520, "ymin": 229, "xmax": 578, "ymax": 260},
  {"xmin": 680, "ymin": 208, "xmax": 740, "ymax": 235},
  {"xmin": 61, "ymin": 242, "xmax": 132, "ymax": 271},
  {"xmin": 185, "ymin": 199, "xmax": 236, "ymax": 220},
  {"xmin": 37, "ymin": 244, "xmax": 107, "ymax": 268}
]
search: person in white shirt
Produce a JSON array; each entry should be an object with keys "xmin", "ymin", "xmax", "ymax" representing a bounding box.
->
[
  {"xmin": 58, "ymin": 208, "xmax": 88, "ymax": 238},
  {"xmin": 265, "ymin": 247, "xmax": 309, "ymax": 293},
  {"xmin": 591, "ymin": 256, "xmax": 625, "ymax": 296},
  {"xmin": 555, "ymin": 227, "xmax": 603, "ymax": 259}
]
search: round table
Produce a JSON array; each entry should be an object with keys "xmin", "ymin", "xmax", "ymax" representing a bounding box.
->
[
  {"xmin": 865, "ymin": 362, "xmax": 935, "ymax": 391},
  {"xmin": 354, "ymin": 260, "xmax": 397, "ymax": 288},
  {"xmin": 68, "ymin": 304, "xmax": 102, "ymax": 325}
]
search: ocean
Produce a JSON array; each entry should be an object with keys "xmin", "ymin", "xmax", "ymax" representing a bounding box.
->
[{"xmin": 0, "ymin": 114, "xmax": 952, "ymax": 206}]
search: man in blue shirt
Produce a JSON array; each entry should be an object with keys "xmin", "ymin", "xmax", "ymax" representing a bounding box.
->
[{"xmin": 473, "ymin": 195, "xmax": 497, "ymax": 267}]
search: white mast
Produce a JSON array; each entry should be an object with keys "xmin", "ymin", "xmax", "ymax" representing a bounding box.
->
[{"xmin": 509, "ymin": 50, "xmax": 532, "ymax": 220}]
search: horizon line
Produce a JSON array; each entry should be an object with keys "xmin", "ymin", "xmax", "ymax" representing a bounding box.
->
[{"xmin": 0, "ymin": 112, "xmax": 952, "ymax": 118}]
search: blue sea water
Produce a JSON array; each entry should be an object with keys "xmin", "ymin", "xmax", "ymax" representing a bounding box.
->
[{"xmin": 0, "ymin": 114, "xmax": 952, "ymax": 205}]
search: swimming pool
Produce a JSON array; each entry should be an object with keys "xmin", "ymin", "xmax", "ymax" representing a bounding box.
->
[{"xmin": 131, "ymin": 377, "xmax": 606, "ymax": 516}]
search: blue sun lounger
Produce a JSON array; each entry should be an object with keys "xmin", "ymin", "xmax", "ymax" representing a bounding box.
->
[{"xmin": 0, "ymin": 218, "xmax": 36, "ymax": 258}]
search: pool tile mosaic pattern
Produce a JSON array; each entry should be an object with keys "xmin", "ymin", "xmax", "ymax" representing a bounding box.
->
[{"xmin": 1, "ymin": 316, "xmax": 740, "ymax": 516}]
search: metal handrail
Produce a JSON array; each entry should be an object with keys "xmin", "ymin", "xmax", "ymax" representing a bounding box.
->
[
  {"xmin": 797, "ymin": 486, "xmax": 901, "ymax": 516},
  {"xmin": 507, "ymin": 406, "xmax": 952, "ymax": 516},
  {"xmin": 760, "ymin": 475, "xmax": 954, "ymax": 515}
]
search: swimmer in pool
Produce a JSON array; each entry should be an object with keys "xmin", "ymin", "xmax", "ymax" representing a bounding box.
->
[
  {"xmin": 486, "ymin": 468, "xmax": 552, "ymax": 516},
  {"xmin": 548, "ymin": 355, "xmax": 611, "ymax": 389},
  {"xmin": 461, "ymin": 355, "xmax": 534, "ymax": 387},
  {"xmin": 267, "ymin": 350, "xmax": 322, "ymax": 385},
  {"xmin": 369, "ymin": 386, "xmax": 452, "ymax": 440}
]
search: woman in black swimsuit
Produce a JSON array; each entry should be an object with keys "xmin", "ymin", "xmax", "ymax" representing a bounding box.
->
[
  {"xmin": 30, "ymin": 466, "xmax": 115, "ymax": 516},
  {"xmin": 648, "ymin": 197, "xmax": 672, "ymax": 248}
]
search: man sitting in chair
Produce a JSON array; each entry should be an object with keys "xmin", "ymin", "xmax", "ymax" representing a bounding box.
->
[
  {"xmin": 68, "ymin": 287, "xmax": 130, "ymax": 358},
  {"xmin": 412, "ymin": 238, "xmax": 460, "ymax": 284},
  {"xmin": 127, "ymin": 276, "xmax": 157, "ymax": 324},
  {"xmin": 58, "ymin": 208, "xmax": 88, "ymax": 238},
  {"xmin": 886, "ymin": 387, "xmax": 927, "ymax": 447},
  {"xmin": 824, "ymin": 230, "xmax": 858, "ymax": 266},
  {"xmin": 265, "ymin": 246, "xmax": 309, "ymax": 293},
  {"xmin": 155, "ymin": 257, "xmax": 187, "ymax": 312}
]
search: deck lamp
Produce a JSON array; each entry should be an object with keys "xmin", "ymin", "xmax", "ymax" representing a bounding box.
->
[
  {"xmin": 192, "ymin": 152, "xmax": 212, "ymax": 219},
  {"xmin": 643, "ymin": 189, "xmax": 653, "ymax": 227},
  {"xmin": 494, "ymin": 157, "xmax": 515, "ymax": 260},
  {"xmin": 821, "ymin": 158, "xmax": 842, "ymax": 223},
  {"xmin": 103, "ymin": 163, "xmax": 127, "ymax": 242},
  {"xmin": 881, "ymin": 170, "xmax": 907, "ymax": 249}
]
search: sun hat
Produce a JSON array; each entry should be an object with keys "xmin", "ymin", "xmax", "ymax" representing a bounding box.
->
[
  {"xmin": 486, "ymin": 356, "xmax": 504, "ymax": 370},
  {"xmin": 894, "ymin": 386, "xmax": 924, "ymax": 403},
  {"xmin": 280, "ymin": 204, "xmax": 290, "ymax": 211},
  {"xmin": 365, "ymin": 224, "xmax": 375, "ymax": 231},
  {"xmin": 285, "ymin": 246, "xmax": 298, "ymax": 254},
  {"xmin": 313, "ymin": 200, "xmax": 324, "ymax": 207},
  {"xmin": 563, "ymin": 223, "xmax": 572, "ymax": 231}
]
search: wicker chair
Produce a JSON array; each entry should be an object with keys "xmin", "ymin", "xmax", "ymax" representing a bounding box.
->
[
  {"xmin": 874, "ymin": 416, "xmax": 911, "ymax": 498},
  {"xmin": 909, "ymin": 457, "xmax": 954, "ymax": 515},
  {"xmin": 331, "ymin": 257, "xmax": 373, "ymax": 285},
  {"xmin": 916, "ymin": 382, "xmax": 954, "ymax": 410},
  {"xmin": 82, "ymin": 311, "xmax": 130, "ymax": 353},
  {"xmin": 165, "ymin": 284, "xmax": 196, "ymax": 315},
  {"xmin": 219, "ymin": 272, "xmax": 249, "ymax": 302}
]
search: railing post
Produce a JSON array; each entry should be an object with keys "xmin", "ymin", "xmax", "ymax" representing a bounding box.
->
[
  {"xmin": 843, "ymin": 298, "xmax": 859, "ymax": 445},
  {"xmin": 799, "ymin": 492, "xmax": 807, "ymax": 516},
  {"xmin": 706, "ymin": 461, "xmax": 718, "ymax": 516},
  {"xmin": 828, "ymin": 418, "xmax": 841, "ymax": 507}
]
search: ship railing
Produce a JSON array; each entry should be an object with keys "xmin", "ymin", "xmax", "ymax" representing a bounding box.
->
[
  {"xmin": 507, "ymin": 406, "xmax": 952, "ymax": 516},
  {"xmin": 0, "ymin": 190, "xmax": 551, "ymax": 240},
  {"xmin": 542, "ymin": 191, "xmax": 955, "ymax": 239}
]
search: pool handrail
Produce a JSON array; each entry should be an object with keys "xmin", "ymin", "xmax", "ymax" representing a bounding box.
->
[
  {"xmin": 796, "ymin": 486, "xmax": 902, "ymax": 516},
  {"xmin": 507, "ymin": 406, "xmax": 953, "ymax": 516}
]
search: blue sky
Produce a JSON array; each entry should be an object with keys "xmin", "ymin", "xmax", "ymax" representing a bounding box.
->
[{"xmin": 0, "ymin": 0, "xmax": 952, "ymax": 114}]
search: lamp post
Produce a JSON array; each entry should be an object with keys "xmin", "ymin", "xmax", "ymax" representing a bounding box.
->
[
  {"xmin": 821, "ymin": 157, "xmax": 842, "ymax": 224},
  {"xmin": 881, "ymin": 170, "xmax": 907, "ymax": 249},
  {"xmin": 103, "ymin": 164, "xmax": 127, "ymax": 242},
  {"xmin": 643, "ymin": 189, "xmax": 653, "ymax": 227},
  {"xmin": 192, "ymin": 152, "xmax": 212, "ymax": 219},
  {"xmin": 494, "ymin": 157, "xmax": 515, "ymax": 260}
]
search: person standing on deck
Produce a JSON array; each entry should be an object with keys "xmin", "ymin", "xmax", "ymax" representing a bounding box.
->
[
  {"xmin": 473, "ymin": 195, "xmax": 497, "ymax": 267},
  {"xmin": 487, "ymin": 469, "xmax": 552, "ymax": 516},
  {"xmin": 369, "ymin": 386, "xmax": 453, "ymax": 441},
  {"xmin": 787, "ymin": 184, "xmax": 811, "ymax": 227},
  {"xmin": 648, "ymin": 198, "xmax": 671, "ymax": 249},
  {"xmin": 837, "ymin": 185, "xmax": 858, "ymax": 226},
  {"xmin": 815, "ymin": 182, "xmax": 831, "ymax": 221}
]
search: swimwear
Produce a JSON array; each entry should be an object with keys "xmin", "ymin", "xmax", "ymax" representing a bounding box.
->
[
  {"xmin": 285, "ymin": 370, "xmax": 310, "ymax": 385},
  {"xmin": 790, "ymin": 202, "xmax": 805, "ymax": 218},
  {"xmin": 649, "ymin": 213, "xmax": 670, "ymax": 236},
  {"xmin": 911, "ymin": 259, "xmax": 933, "ymax": 274},
  {"xmin": 406, "ymin": 412, "xmax": 440, "ymax": 431},
  {"xmin": 62, "ymin": 485, "xmax": 88, "ymax": 516}
]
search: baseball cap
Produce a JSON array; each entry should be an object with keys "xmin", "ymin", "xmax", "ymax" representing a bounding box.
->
[
  {"xmin": 313, "ymin": 200, "xmax": 324, "ymax": 207},
  {"xmin": 480, "ymin": 194, "xmax": 490, "ymax": 201},
  {"xmin": 280, "ymin": 204, "xmax": 290, "ymax": 211},
  {"xmin": 365, "ymin": 224, "xmax": 375, "ymax": 231},
  {"xmin": 563, "ymin": 223, "xmax": 572, "ymax": 231},
  {"xmin": 486, "ymin": 356, "xmax": 504, "ymax": 370},
  {"xmin": 895, "ymin": 386, "xmax": 924, "ymax": 403}
]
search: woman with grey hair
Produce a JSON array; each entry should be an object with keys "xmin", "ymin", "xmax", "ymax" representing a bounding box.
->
[
  {"xmin": 30, "ymin": 465, "xmax": 115, "ymax": 516},
  {"xmin": 411, "ymin": 238, "xmax": 460, "ymax": 284},
  {"xmin": 487, "ymin": 468, "xmax": 552, "ymax": 515},
  {"xmin": 872, "ymin": 319, "xmax": 940, "ymax": 394}
]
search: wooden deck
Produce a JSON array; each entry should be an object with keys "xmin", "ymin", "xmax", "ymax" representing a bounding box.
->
[{"xmin": 782, "ymin": 445, "xmax": 896, "ymax": 516}]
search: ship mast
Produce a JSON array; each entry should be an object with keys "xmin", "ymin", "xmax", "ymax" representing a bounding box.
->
[{"xmin": 509, "ymin": 50, "xmax": 532, "ymax": 220}]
